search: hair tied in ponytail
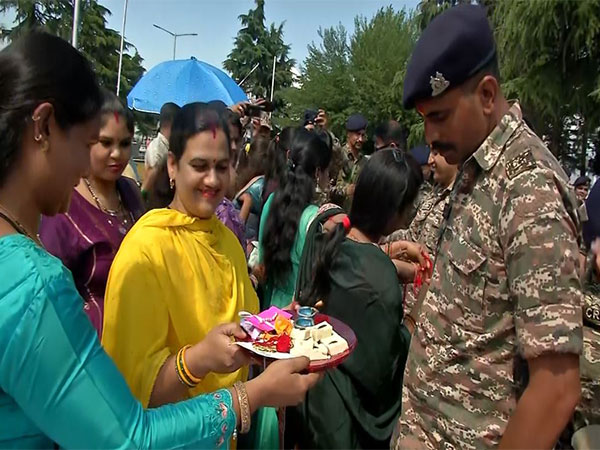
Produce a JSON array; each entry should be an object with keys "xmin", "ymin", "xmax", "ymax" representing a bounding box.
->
[{"xmin": 342, "ymin": 215, "xmax": 351, "ymax": 232}]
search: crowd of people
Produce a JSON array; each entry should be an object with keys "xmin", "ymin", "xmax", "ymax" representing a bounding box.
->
[{"xmin": 0, "ymin": 4, "xmax": 598, "ymax": 450}]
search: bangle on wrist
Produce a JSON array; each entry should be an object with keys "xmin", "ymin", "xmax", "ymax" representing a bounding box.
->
[
  {"xmin": 175, "ymin": 345, "xmax": 202, "ymax": 388},
  {"xmin": 233, "ymin": 381, "xmax": 251, "ymax": 434}
]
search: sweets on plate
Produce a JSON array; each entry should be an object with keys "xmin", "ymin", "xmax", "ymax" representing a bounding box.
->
[{"xmin": 239, "ymin": 306, "xmax": 349, "ymax": 361}]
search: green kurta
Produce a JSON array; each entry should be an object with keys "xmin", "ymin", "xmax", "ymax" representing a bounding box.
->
[{"xmin": 296, "ymin": 239, "xmax": 411, "ymax": 449}]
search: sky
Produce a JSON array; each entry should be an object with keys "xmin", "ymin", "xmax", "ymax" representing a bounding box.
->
[{"xmin": 96, "ymin": 0, "xmax": 420, "ymax": 73}]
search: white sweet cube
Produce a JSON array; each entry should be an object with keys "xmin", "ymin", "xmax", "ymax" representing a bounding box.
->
[
  {"xmin": 310, "ymin": 322, "xmax": 333, "ymax": 342},
  {"xmin": 291, "ymin": 326, "xmax": 311, "ymax": 341},
  {"xmin": 308, "ymin": 348, "xmax": 329, "ymax": 361},
  {"xmin": 321, "ymin": 333, "xmax": 349, "ymax": 356}
]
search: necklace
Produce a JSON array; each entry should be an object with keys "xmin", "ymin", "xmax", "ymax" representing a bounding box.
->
[
  {"xmin": 0, "ymin": 204, "xmax": 42, "ymax": 246},
  {"xmin": 83, "ymin": 178, "xmax": 134, "ymax": 235}
]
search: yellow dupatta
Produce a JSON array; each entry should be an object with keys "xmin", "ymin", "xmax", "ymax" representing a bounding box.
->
[{"xmin": 102, "ymin": 208, "xmax": 259, "ymax": 406}]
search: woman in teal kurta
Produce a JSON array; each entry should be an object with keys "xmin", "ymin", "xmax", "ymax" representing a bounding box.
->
[
  {"xmin": 0, "ymin": 234, "xmax": 235, "ymax": 448},
  {"xmin": 0, "ymin": 31, "xmax": 319, "ymax": 449}
]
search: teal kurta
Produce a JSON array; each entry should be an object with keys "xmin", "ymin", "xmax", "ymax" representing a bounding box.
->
[
  {"xmin": 297, "ymin": 239, "xmax": 411, "ymax": 449},
  {"xmin": 0, "ymin": 234, "xmax": 235, "ymax": 449},
  {"xmin": 258, "ymin": 193, "xmax": 318, "ymax": 309}
]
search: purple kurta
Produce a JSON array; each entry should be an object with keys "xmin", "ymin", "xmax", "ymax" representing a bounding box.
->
[
  {"xmin": 39, "ymin": 177, "xmax": 145, "ymax": 337},
  {"xmin": 216, "ymin": 197, "xmax": 247, "ymax": 251}
]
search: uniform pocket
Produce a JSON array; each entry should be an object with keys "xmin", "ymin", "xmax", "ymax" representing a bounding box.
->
[{"xmin": 446, "ymin": 233, "xmax": 487, "ymax": 333}]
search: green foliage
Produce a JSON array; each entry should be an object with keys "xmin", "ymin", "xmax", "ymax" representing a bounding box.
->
[
  {"xmin": 1, "ymin": 0, "xmax": 155, "ymax": 137},
  {"xmin": 492, "ymin": 0, "xmax": 600, "ymax": 173},
  {"xmin": 224, "ymin": 0, "xmax": 295, "ymax": 104},
  {"xmin": 281, "ymin": 7, "xmax": 421, "ymax": 146}
]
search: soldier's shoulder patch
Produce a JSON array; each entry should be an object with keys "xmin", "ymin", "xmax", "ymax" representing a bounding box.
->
[
  {"xmin": 584, "ymin": 303, "xmax": 600, "ymax": 331},
  {"xmin": 506, "ymin": 149, "xmax": 537, "ymax": 180}
]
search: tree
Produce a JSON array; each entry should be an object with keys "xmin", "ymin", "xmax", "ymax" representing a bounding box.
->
[
  {"xmin": 281, "ymin": 24, "xmax": 354, "ymax": 136},
  {"xmin": 1, "ymin": 0, "xmax": 145, "ymax": 102},
  {"xmin": 281, "ymin": 7, "xmax": 422, "ymax": 146},
  {"xmin": 224, "ymin": 0, "xmax": 295, "ymax": 103},
  {"xmin": 493, "ymin": 0, "xmax": 600, "ymax": 175},
  {"xmin": 0, "ymin": 0, "xmax": 154, "ymax": 136}
]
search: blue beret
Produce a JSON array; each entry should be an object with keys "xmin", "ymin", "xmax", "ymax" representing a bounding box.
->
[
  {"xmin": 403, "ymin": 5, "xmax": 496, "ymax": 109},
  {"xmin": 346, "ymin": 114, "xmax": 368, "ymax": 132},
  {"xmin": 410, "ymin": 145, "xmax": 430, "ymax": 166}
]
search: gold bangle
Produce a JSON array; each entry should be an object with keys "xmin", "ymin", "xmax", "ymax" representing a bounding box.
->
[
  {"xmin": 233, "ymin": 381, "xmax": 251, "ymax": 434},
  {"xmin": 175, "ymin": 347, "xmax": 197, "ymax": 388},
  {"xmin": 180, "ymin": 345, "xmax": 203, "ymax": 384}
]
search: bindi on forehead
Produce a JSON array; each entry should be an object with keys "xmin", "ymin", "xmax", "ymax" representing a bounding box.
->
[{"xmin": 113, "ymin": 111, "xmax": 120, "ymax": 123}]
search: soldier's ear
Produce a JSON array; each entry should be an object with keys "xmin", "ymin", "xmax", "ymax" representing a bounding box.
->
[{"xmin": 476, "ymin": 75, "xmax": 499, "ymax": 116}]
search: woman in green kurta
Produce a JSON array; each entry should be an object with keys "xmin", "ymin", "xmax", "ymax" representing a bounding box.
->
[
  {"xmin": 258, "ymin": 127, "xmax": 332, "ymax": 309},
  {"xmin": 295, "ymin": 148, "xmax": 424, "ymax": 449}
]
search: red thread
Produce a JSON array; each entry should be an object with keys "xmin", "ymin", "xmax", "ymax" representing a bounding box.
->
[{"xmin": 342, "ymin": 215, "xmax": 351, "ymax": 231}]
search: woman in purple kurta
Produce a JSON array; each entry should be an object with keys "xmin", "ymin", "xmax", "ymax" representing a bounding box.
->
[{"xmin": 39, "ymin": 90, "xmax": 145, "ymax": 336}]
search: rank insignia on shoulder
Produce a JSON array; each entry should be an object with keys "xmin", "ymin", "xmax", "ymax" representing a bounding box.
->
[
  {"xmin": 584, "ymin": 304, "xmax": 600, "ymax": 331},
  {"xmin": 506, "ymin": 149, "xmax": 537, "ymax": 180}
]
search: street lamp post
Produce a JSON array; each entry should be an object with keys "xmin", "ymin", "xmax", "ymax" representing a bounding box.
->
[
  {"xmin": 153, "ymin": 24, "xmax": 198, "ymax": 60},
  {"xmin": 116, "ymin": 0, "xmax": 129, "ymax": 96}
]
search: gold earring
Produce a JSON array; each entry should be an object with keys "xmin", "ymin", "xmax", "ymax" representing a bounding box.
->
[
  {"xmin": 169, "ymin": 178, "xmax": 175, "ymax": 190},
  {"xmin": 41, "ymin": 141, "xmax": 49, "ymax": 152}
]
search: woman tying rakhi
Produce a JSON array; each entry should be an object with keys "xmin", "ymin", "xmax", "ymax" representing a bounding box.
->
[{"xmin": 292, "ymin": 149, "xmax": 423, "ymax": 449}]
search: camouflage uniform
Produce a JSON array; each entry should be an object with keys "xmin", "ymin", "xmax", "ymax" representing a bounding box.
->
[
  {"xmin": 578, "ymin": 260, "xmax": 600, "ymax": 426},
  {"xmin": 385, "ymin": 181, "xmax": 453, "ymax": 315},
  {"xmin": 329, "ymin": 144, "xmax": 367, "ymax": 211},
  {"xmin": 392, "ymin": 102, "xmax": 584, "ymax": 449}
]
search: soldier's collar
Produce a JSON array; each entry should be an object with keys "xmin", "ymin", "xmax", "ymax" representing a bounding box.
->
[{"xmin": 471, "ymin": 101, "xmax": 523, "ymax": 171}]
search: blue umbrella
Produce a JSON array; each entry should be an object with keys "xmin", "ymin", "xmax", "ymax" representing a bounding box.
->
[{"xmin": 127, "ymin": 57, "xmax": 248, "ymax": 113}]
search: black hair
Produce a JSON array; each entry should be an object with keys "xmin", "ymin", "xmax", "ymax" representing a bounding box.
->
[
  {"xmin": 374, "ymin": 120, "xmax": 405, "ymax": 150},
  {"xmin": 262, "ymin": 127, "xmax": 332, "ymax": 285},
  {"xmin": 262, "ymin": 126, "xmax": 297, "ymax": 202},
  {"xmin": 148, "ymin": 102, "xmax": 231, "ymax": 209},
  {"xmin": 314, "ymin": 128, "xmax": 334, "ymax": 153},
  {"xmin": 301, "ymin": 148, "xmax": 423, "ymax": 306},
  {"xmin": 225, "ymin": 109, "xmax": 243, "ymax": 137},
  {"xmin": 159, "ymin": 102, "xmax": 180, "ymax": 129},
  {"xmin": 236, "ymin": 135, "xmax": 270, "ymax": 193},
  {"xmin": 99, "ymin": 88, "xmax": 135, "ymax": 134},
  {"xmin": 0, "ymin": 31, "xmax": 102, "ymax": 186}
]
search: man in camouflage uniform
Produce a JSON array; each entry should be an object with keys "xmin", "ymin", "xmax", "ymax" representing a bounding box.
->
[
  {"xmin": 392, "ymin": 5, "xmax": 583, "ymax": 449},
  {"xmin": 329, "ymin": 114, "xmax": 368, "ymax": 211},
  {"xmin": 578, "ymin": 254, "xmax": 600, "ymax": 427},
  {"xmin": 385, "ymin": 147, "xmax": 458, "ymax": 315}
]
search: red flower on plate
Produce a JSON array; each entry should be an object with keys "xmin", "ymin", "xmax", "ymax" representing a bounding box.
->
[{"xmin": 276, "ymin": 334, "xmax": 291, "ymax": 353}]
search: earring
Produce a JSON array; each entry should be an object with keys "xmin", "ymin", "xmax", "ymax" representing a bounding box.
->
[
  {"xmin": 41, "ymin": 141, "xmax": 49, "ymax": 152},
  {"xmin": 169, "ymin": 178, "xmax": 175, "ymax": 190},
  {"xmin": 34, "ymin": 135, "xmax": 43, "ymax": 142}
]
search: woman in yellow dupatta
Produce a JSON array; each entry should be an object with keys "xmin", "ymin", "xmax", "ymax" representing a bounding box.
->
[{"xmin": 102, "ymin": 103, "xmax": 259, "ymax": 408}]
